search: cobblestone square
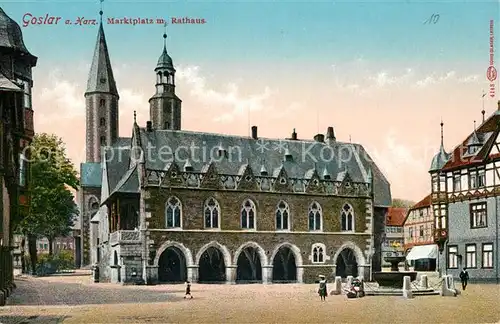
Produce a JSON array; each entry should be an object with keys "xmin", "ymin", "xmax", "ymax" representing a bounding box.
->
[{"xmin": 0, "ymin": 273, "xmax": 499, "ymax": 323}]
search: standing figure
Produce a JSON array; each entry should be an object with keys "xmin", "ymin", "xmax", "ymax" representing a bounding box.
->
[
  {"xmin": 184, "ymin": 281, "xmax": 193, "ymax": 299},
  {"xmin": 459, "ymin": 268, "xmax": 469, "ymax": 290},
  {"xmin": 318, "ymin": 275, "xmax": 328, "ymax": 301}
]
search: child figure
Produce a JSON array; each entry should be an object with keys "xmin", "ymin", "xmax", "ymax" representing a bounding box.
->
[
  {"xmin": 184, "ymin": 281, "xmax": 193, "ymax": 299},
  {"xmin": 318, "ymin": 275, "xmax": 328, "ymax": 301}
]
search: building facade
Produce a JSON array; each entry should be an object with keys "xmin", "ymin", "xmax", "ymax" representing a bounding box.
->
[
  {"xmin": 81, "ymin": 14, "xmax": 392, "ymax": 284},
  {"xmin": 430, "ymin": 110, "xmax": 500, "ymax": 282},
  {"xmin": 403, "ymin": 194, "xmax": 437, "ymax": 271},
  {"xmin": 381, "ymin": 207, "xmax": 406, "ymax": 267},
  {"xmin": 0, "ymin": 7, "xmax": 37, "ymax": 304}
]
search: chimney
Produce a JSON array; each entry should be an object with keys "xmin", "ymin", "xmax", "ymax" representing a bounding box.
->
[
  {"xmin": 326, "ymin": 126, "xmax": 336, "ymax": 142},
  {"xmin": 251, "ymin": 126, "xmax": 258, "ymax": 139},
  {"xmin": 313, "ymin": 134, "xmax": 325, "ymax": 142},
  {"xmin": 146, "ymin": 121, "xmax": 153, "ymax": 132},
  {"xmin": 291, "ymin": 128, "xmax": 297, "ymax": 140}
]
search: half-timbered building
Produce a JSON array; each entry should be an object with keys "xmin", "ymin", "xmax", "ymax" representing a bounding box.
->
[
  {"xmin": 0, "ymin": 7, "xmax": 37, "ymax": 304},
  {"xmin": 83, "ymin": 16, "xmax": 392, "ymax": 285},
  {"xmin": 430, "ymin": 104, "xmax": 500, "ymax": 282}
]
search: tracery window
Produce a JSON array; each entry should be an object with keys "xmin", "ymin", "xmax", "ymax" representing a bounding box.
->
[
  {"xmin": 308, "ymin": 202, "xmax": 322, "ymax": 231},
  {"xmin": 241, "ymin": 199, "xmax": 256, "ymax": 229},
  {"xmin": 275, "ymin": 200, "xmax": 289, "ymax": 230},
  {"xmin": 165, "ymin": 196, "xmax": 182, "ymax": 228},
  {"xmin": 204, "ymin": 198, "xmax": 220, "ymax": 229},
  {"xmin": 341, "ymin": 203, "xmax": 354, "ymax": 232},
  {"xmin": 312, "ymin": 243, "xmax": 326, "ymax": 263}
]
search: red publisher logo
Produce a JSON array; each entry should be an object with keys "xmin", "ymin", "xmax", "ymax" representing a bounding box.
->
[{"xmin": 487, "ymin": 66, "xmax": 497, "ymax": 82}]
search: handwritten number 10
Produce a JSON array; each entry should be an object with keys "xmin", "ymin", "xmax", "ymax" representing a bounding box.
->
[{"xmin": 424, "ymin": 14, "xmax": 440, "ymax": 24}]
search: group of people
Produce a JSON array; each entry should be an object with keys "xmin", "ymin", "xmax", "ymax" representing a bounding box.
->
[{"xmin": 183, "ymin": 269, "xmax": 470, "ymax": 301}]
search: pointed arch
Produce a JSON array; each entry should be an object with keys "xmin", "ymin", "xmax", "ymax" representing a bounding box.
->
[
  {"xmin": 270, "ymin": 242, "xmax": 303, "ymax": 266},
  {"xmin": 275, "ymin": 200, "xmax": 290, "ymax": 230},
  {"xmin": 270, "ymin": 242, "xmax": 303, "ymax": 283},
  {"xmin": 165, "ymin": 196, "xmax": 182, "ymax": 228},
  {"xmin": 203, "ymin": 197, "xmax": 221, "ymax": 229},
  {"xmin": 341, "ymin": 203, "xmax": 354, "ymax": 232},
  {"xmin": 308, "ymin": 201, "xmax": 323, "ymax": 231},
  {"xmin": 154, "ymin": 240, "xmax": 194, "ymax": 267},
  {"xmin": 195, "ymin": 241, "xmax": 232, "ymax": 267},
  {"xmin": 241, "ymin": 199, "xmax": 257, "ymax": 230},
  {"xmin": 332, "ymin": 241, "xmax": 366, "ymax": 266},
  {"xmin": 232, "ymin": 241, "xmax": 268, "ymax": 266}
]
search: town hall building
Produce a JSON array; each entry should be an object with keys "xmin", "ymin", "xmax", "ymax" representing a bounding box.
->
[{"xmin": 79, "ymin": 11, "xmax": 392, "ymax": 284}]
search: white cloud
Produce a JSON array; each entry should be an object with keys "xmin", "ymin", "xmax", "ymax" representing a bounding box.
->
[
  {"xmin": 176, "ymin": 65, "xmax": 273, "ymax": 122},
  {"xmin": 368, "ymin": 68, "xmax": 414, "ymax": 87},
  {"xmin": 331, "ymin": 59, "xmax": 480, "ymax": 93},
  {"xmin": 415, "ymin": 71, "xmax": 457, "ymax": 88}
]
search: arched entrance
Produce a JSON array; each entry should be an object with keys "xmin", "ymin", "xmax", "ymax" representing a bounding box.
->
[
  {"xmin": 158, "ymin": 246, "xmax": 187, "ymax": 283},
  {"xmin": 335, "ymin": 248, "xmax": 358, "ymax": 278},
  {"xmin": 272, "ymin": 246, "xmax": 297, "ymax": 283},
  {"xmin": 236, "ymin": 246, "xmax": 262, "ymax": 283},
  {"xmin": 198, "ymin": 247, "xmax": 226, "ymax": 283}
]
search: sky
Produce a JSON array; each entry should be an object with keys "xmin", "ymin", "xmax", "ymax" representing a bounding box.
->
[{"xmin": 2, "ymin": 0, "xmax": 500, "ymax": 202}]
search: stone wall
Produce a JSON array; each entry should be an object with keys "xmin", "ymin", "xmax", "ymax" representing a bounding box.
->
[
  {"xmin": 149, "ymin": 230, "xmax": 370, "ymax": 283},
  {"xmin": 146, "ymin": 188, "xmax": 370, "ymax": 232}
]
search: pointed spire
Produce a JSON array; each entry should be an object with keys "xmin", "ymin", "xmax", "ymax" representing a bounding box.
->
[
  {"xmin": 85, "ymin": 0, "xmax": 118, "ymax": 97},
  {"xmin": 156, "ymin": 22, "xmax": 174, "ymax": 71},
  {"xmin": 440, "ymin": 118, "xmax": 445, "ymax": 150}
]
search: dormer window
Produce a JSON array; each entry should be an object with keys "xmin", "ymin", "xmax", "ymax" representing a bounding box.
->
[
  {"xmin": 284, "ymin": 147, "xmax": 293, "ymax": 161},
  {"xmin": 468, "ymin": 146, "xmax": 478, "ymax": 155},
  {"xmin": 323, "ymin": 174, "xmax": 331, "ymax": 180},
  {"xmin": 260, "ymin": 164, "xmax": 268, "ymax": 176},
  {"xmin": 218, "ymin": 148, "xmax": 227, "ymax": 158},
  {"xmin": 184, "ymin": 165, "xmax": 193, "ymax": 172}
]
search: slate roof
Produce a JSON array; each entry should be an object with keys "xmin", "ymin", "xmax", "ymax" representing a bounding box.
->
[
  {"xmin": 81, "ymin": 137, "xmax": 131, "ymax": 188},
  {"xmin": 126, "ymin": 127, "xmax": 392, "ymax": 207},
  {"xmin": 440, "ymin": 102, "xmax": 500, "ymax": 172},
  {"xmin": 386, "ymin": 207, "xmax": 407, "ymax": 226},
  {"xmin": 80, "ymin": 162, "xmax": 101, "ymax": 187},
  {"xmin": 0, "ymin": 7, "xmax": 36, "ymax": 60},
  {"xmin": 85, "ymin": 22, "xmax": 118, "ymax": 96}
]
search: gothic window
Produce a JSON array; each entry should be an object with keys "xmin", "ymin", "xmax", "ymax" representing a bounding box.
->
[
  {"xmin": 275, "ymin": 200, "xmax": 290, "ymax": 230},
  {"xmin": 165, "ymin": 196, "xmax": 182, "ymax": 228},
  {"xmin": 100, "ymin": 136, "xmax": 106, "ymax": 146},
  {"xmin": 99, "ymin": 99, "xmax": 105, "ymax": 107},
  {"xmin": 341, "ymin": 203, "xmax": 354, "ymax": 232},
  {"xmin": 308, "ymin": 202, "xmax": 322, "ymax": 231},
  {"xmin": 311, "ymin": 243, "xmax": 326, "ymax": 264},
  {"xmin": 204, "ymin": 198, "xmax": 220, "ymax": 229},
  {"xmin": 241, "ymin": 199, "xmax": 256, "ymax": 229},
  {"xmin": 100, "ymin": 118, "xmax": 106, "ymax": 127}
]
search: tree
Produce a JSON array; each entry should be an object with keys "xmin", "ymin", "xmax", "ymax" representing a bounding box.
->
[
  {"xmin": 392, "ymin": 198, "xmax": 415, "ymax": 208},
  {"xmin": 16, "ymin": 133, "xmax": 79, "ymax": 271}
]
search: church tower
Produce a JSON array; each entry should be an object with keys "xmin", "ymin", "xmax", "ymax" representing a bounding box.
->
[
  {"xmin": 149, "ymin": 25, "xmax": 182, "ymax": 130},
  {"xmin": 85, "ymin": 10, "xmax": 119, "ymax": 162}
]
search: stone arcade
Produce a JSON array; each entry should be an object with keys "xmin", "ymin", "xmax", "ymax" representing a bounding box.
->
[{"xmin": 80, "ymin": 12, "xmax": 392, "ymax": 284}]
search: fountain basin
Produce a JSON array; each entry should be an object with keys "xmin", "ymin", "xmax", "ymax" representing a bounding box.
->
[{"xmin": 372, "ymin": 271, "xmax": 417, "ymax": 288}]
